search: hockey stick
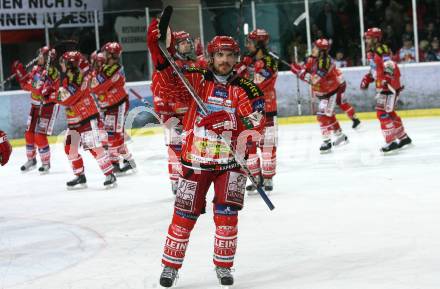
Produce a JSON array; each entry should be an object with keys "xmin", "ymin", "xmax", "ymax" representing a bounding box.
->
[
  {"xmin": 268, "ymin": 50, "xmax": 302, "ymax": 115},
  {"xmin": 157, "ymin": 6, "xmax": 275, "ymax": 211},
  {"xmin": 1, "ymin": 56, "xmax": 40, "ymax": 86},
  {"xmin": 294, "ymin": 46, "xmax": 302, "ymax": 115},
  {"xmin": 128, "ymin": 88, "xmax": 163, "ymax": 124}
]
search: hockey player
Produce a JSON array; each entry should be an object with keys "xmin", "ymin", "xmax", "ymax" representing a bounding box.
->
[
  {"xmin": 291, "ymin": 38, "xmax": 355, "ymax": 153},
  {"xmin": 42, "ymin": 51, "xmax": 116, "ymax": 189},
  {"xmin": 239, "ymin": 28, "xmax": 278, "ymax": 193},
  {"xmin": 361, "ymin": 27, "xmax": 412, "ymax": 152},
  {"xmin": 11, "ymin": 46, "xmax": 60, "ymax": 173},
  {"xmin": 90, "ymin": 42, "xmax": 136, "ymax": 175},
  {"xmin": 0, "ymin": 130, "xmax": 12, "ymax": 166},
  {"xmin": 148, "ymin": 18, "xmax": 265, "ymax": 287},
  {"xmin": 152, "ymin": 30, "xmax": 205, "ymax": 194}
]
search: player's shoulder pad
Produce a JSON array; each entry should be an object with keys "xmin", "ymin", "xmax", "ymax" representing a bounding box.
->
[
  {"xmin": 317, "ymin": 55, "xmax": 332, "ymax": 72},
  {"xmin": 264, "ymin": 54, "xmax": 278, "ymax": 71},
  {"xmin": 103, "ymin": 63, "xmax": 121, "ymax": 78},
  {"xmin": 231, "ymin": 76, "xmax": 264, "ymax": 99},
  {"xmin": 48, "ymin": 67, "xmax": 59, "ymax": 80},
  {"xmin": 183, "ymin": 66, "xmax": 214, "ymax": 80},
  {"xmin": 375, "ymin": 44, "xmax": 390, "ymax": 56}
]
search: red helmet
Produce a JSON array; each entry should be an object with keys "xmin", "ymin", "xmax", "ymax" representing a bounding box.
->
[
  {"xmin": 62, "ymin": 51, "xmax": 82, "ymax": 66},
  {"xmin": 364, "ymin": 27, "xmax": 382, "ymax": 40},
  {"xmin": 173, "ymin": 31, "xmax": 191, "ymax": 44},
  {"xmin": 90, "ymin": 51, "xmax": 105, "ymax": 63},
  {"xmin": 314, "ymin": 38, "xmax": 330, "ymax": 51},
  {"xmin": 39, "ymin": 46, "xmax": 57, "ymax": 61},
  {"xmin": 248, "ymin": 28, "xmax": 269, "ymax": 44},
  {"xmin": 102, "ymin": 42, "xmax": 122, "ymax": 57},
  {"xmin": 207, "ymin": 36, "xmax": 240, "ymax": 55}
]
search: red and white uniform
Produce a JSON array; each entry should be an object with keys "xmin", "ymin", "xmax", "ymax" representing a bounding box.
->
[
  {"xmin": 148, "ymin": 19, "xmax": 265, "ymax": 271},
  {"xmin": 292, "ymin": 54, "xmax": 353, "ymax": 139},
  {"xmin": 46, "ymin": 52, "xmax": 113, "ymax": 177},
  {"xmin": 240, "ymin": 53, "xmax": 278, "ymax": 179},
  {"xmin": 363, "ymin": 44, "xmax": 408, "ymax": 144},
  {"xmin": 91, "ymin": 62, "xmax": 132, "ymax": 165},
  {"xmin": 0, "ymin": 130, "xmax": 12, "ymax": 166},
  {"xmin": 13, "ymin": 61, "xmax": 59, "ymax": 167},
  {"xmin": 152, "ymin": 30, "xmax": 208, "ymax": 186}
]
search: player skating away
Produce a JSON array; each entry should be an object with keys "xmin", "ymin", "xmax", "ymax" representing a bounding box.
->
[
  {"xmin": 239, "ymin": 28, "xmax": 278, "ymax": 193},
  {"xmin": 90, "ymin": 42, "xmax": 136, "ymax": 175},
  {"xmin": 148, "ymin": 18, "xmax": 265, "ymax": 287},
  {"xmin": 291, "ymin": 39, "xmax": 355, "ymax": 153},
  {"xmin": 361, "ymin": 28, "xmax": 412, "ymax": 153},
  {"xmin": 42, "ymin": 51, "xmax": 116, "ymax": 189},
  {"xmin": 0, "ymin": 130, "xmax": 12, "ymax": 166},
  {"xmin": 152, "ymin": 30, "xmax": 206, "ymax": 195},
  {"xmin": 11, "ymin": 46, "xmax": 60, "ymax": 173}
]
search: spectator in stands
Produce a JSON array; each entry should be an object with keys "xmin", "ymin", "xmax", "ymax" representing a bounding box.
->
[
  {"xmin": 421, "ymin": 21, "xmax": 438, "ymax": 43},
  {"xmin": 316, "ymin": 1, "xmax": 343, "ymax": 51},
  {"xmin": 425, "ymin": 37, "xmax": 440, "ymax": 61},
  {"xmin": 383, "ymin": 24, "xmax": 400, "ymax": 53},
  {"xmin": 334, "ymin": 51, "xmax": 349, "ymax": 68},
  {"xmin": 395, "ymin": 34, "xmax": 417, "ymax": 63},
  {"xmin": 402, "ymin": 22, "xmax": 414, "ymax": 43}
]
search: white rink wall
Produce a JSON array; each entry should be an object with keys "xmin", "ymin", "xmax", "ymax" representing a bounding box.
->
[{"xmin": 1, "ymin": 62, "xmax": 440, "ymax": 138}]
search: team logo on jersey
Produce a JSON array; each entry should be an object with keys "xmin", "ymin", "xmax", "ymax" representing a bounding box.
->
[
  {"xmin": 208, "ymin": 96, "xmax": 224, "ymax": 105},
  {"xmin": 252, "ymin": 98, "xmax": 265, "ymax": 112},
  {"xmin": 225, "ymin": 172, "xmax": 246, "ymax": 206},
  {"xmin": 214, "ymin": 87, "xmax": 228, "ymax": 98},
  {"xmin": 175, "ymin": 179, "xmax": 197, "ymax": 212}
]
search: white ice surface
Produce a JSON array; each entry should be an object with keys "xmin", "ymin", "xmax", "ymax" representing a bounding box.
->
[{"xmin": 1, "ymin": 117, "xmax": 439, "ymax": 289}]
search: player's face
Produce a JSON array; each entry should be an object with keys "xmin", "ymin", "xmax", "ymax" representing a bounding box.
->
[
  {"xmin": 212, "ymin": 50, "xmax": 237, "ymax": 76},
  {"xmin": 177, "ymin": 40, "xmax": 192, "ymax": 54},
  {"xmin": 311, "ymin": 46, "xmax": 319, "ymax": 57},
  {"xmin": 37, "ymin": 54, "xmax": 45, "ymax": 65},
  {"xmin": 246, "ymin": 40, "xmax": 257, "ymax": 53},
  {"xmin": 365, "ymin": 37, "xmax": 375, "ymax": 48}
]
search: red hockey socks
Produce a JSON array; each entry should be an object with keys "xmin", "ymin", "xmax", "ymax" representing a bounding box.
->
[
  {"xmin": 162, "ymin": 213, "xmax": 197, "ymax": 269},
  {"xmin": 213, "ymin": 213, "xmax": 238, "ymax": 268}
]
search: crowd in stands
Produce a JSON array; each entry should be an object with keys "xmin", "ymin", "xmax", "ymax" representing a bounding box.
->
[{"xmin": 285, "ymin": 0, "xmax": 440, "ymax": 66}]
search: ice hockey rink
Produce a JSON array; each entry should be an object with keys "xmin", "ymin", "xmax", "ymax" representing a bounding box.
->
[{"xmin": 1, "ymin": 116, "xmax": 439, "ymax": 289}]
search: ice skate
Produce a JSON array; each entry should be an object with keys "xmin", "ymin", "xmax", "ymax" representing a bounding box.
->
[
  {"xmin": 38, "ymin": 163, "xmax": 50, "ymax": 174},
  {"xmin": 66, "ymin": 174, "xmax": 87, "ymax": 190},
  {"xmin": 352, "ymin": 117, "xmax": 361, "ymax": 129},
  {"xmin": 20, "ymin": 158, "xmax": 37, "ymax": 172},
  {"xmin": 333, "ymin": 133, "xmax": 349, "ymax": 147},
  {"xmin": 215, "ymin": 266, "xmax": 234, "ymax": 286},
  {"xmin": 381, "ymin": 141, "xmax": 399, "ymax": 153},
  {"xmin": 159, "ymin": 266, "xmax": 178, "ymax": 288},
  {"xmin": 320, "ymin": 140, "xmax": 332, "ymax": 153},
  {"xmin": 263, "ymin": 178, "xmax": 273, "ymax": 192},
  {"xmin": 398, "ymin": 136, "xmax": 412, "ymax": 149},
  {"xmin": 112, "ymin": 162, "xmax": 123, "ymax": 176},
  {"xmin": 120, "ymin": 159, "xmax": 137, "ymax": 174},
  {"xmin": 104, "ymin": 173, "xmax": 117, "ymax": 189}
]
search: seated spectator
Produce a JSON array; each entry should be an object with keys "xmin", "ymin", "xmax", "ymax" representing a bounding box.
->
[
  {"xmin": 383, "ymin": 24, "xmax": 399, "ymax": 53},
  {"xmin": 395, "ymin": 35, "xmax": 417, "ymax": 63},
  {"xmin": 420, "ymin": 22, "xmax": 438, "ymax": 43},
  {"xmin": 425, "ymin": 37, "xmax": 440, "ymax": 61},
  {"xmin": 334, "ymin": 51, "xmax": 350, "ymax": 68}
]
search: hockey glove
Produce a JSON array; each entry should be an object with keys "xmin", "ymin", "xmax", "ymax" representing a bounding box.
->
[
  {"xmin": 197, "ymin": 110, "xmax": 237, "ymax": 135},
  {"xmin": 360, "ymin": 73, "xmax": 374, "ymax": 90}
]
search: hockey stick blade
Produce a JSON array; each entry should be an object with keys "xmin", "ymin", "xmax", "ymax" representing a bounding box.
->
[{"xmin": 158, "ymin": 6, "xmax": 173, "ymax": 42}]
